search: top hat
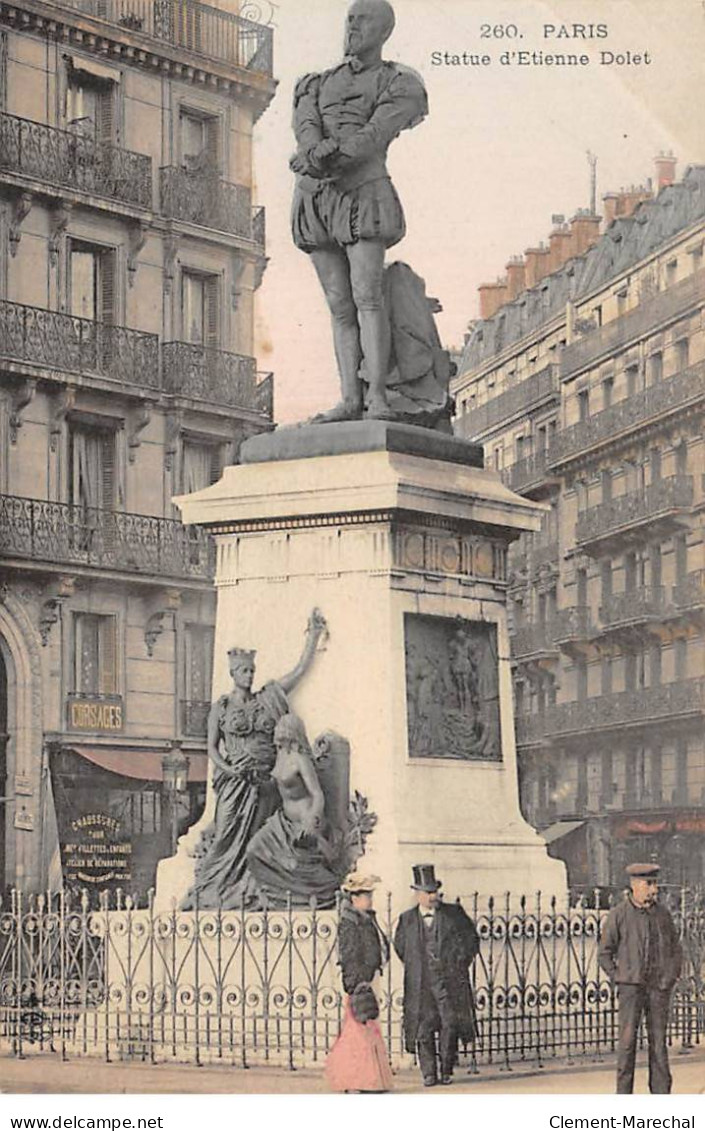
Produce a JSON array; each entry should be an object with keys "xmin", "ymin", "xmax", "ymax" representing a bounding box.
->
[
  {"xmin": 341, "ymin": 872, "xmax": 381, "ymax": 895},
  {"xmin": 411, "ymin": 864, "xmax": 442, "ymax": 892},
  {"xmin": 626, "ymin": 862, "xmax": 660, "ymax": 879}
]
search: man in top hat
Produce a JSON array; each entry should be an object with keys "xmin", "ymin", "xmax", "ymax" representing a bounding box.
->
[
  {"xmin": 598, "ymin": 863, "xmax": 682, "ymax": 1093},
  {"xmin": 393, "ymin": 864, "xmax": 479, "ymax": 1086}
]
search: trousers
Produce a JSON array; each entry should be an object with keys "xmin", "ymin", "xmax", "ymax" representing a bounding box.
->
[
  {"xmin": 616, "ymin": 983, "xmax": 672, "ymax": 1094},
  {"xmin": 415, "ymin": 985, "xmax": 457, "ymax": 1081}
]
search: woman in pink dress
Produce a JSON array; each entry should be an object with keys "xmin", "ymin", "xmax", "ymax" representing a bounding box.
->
[{"xmin": 325, "ymin": 873, "xmax": 394, "ymax": 1093}]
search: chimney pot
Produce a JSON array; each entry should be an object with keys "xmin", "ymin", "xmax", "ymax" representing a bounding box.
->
[{"xmin": 654, "ymin": 152, "xmax": 677, "ymax": 191}]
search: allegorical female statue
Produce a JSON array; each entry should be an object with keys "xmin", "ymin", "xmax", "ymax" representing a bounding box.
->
[
  {"xmin": 184, "ymin": 610, "xmax": 327, "ymax": 909},
  {"xmin": 246, "ymin": 714, "xmax": 341, "ymax": 909}
]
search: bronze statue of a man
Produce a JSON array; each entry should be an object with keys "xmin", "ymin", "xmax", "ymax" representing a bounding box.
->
[{"xmin": 290, "ymin": 0, "xmax": 428, "ymax": 422}]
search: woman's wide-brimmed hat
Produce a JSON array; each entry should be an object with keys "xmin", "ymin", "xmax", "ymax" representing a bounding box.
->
[
  {"xmin": 341, "ymin": 872, "xmax": 381, "ymax": 895},
  {"xmin": 411, "ymin": 863, "xmax": 442, "ymax": 892}
]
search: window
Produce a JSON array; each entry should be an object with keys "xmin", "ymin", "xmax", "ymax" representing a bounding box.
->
[
  {"xmin": 0, "ymin": 32, "xmax": 7, "ymax": 113},
  {"xmin": 601, "ymin": 656, "xmax": 613, "ymax": 696},
  {"xmin": 649, "ymin": 351, "xmax": 663, "ymax": 384},
  {"xmin": 577, "ymin": 388, "xmax": 590, "ymax": 422},
  {"xmin": 180, "ymin": 440, "xmax": 222, "ymax": 494},
  {"xmin": 110, "ymin": 789, "xmax": 162, "ymax": 835},
  {"xmin": 601, "ymin": 468, "xmax": 612, "ymax": 503},
  {"xmin": 576, "ymin": 659, "xmax": 588, "ymax": 702},
  {"xmin": 68, "ymin": 422, "xmax": 116, "ymax": 511},
  {"xmin": 666, "ymin": 259, "xmax": 677, "ymax": 286},
  {"xmin": 180, "ymin": 108, "xmax": 219, "ymax": 170},
  {"xmin": 182, "ymin": 271, "xmax": 219, "ymax": 347},
  {"xmin": 675, "ymin": 337, "xmax": 689, "ymax": 371},
  {"xmin": 650, "ymin": 643, "xmax": 662, "ymax": 687},
  {"xmin": 69, "ymin": 242, "xmax": 116, "ymax": 324},
  {"xmin": 67, "ymin": 70, "xmax": 116, "ymax": 144},
  {"xmin": 73, "ymin": 612, "xmax": 118, "ymax": 694},
  {"xmin": 600, "ymin": 559, "xmax": 612, "ymax": 605},
  {"xmin": 650, "ymin": 447, "xmax": 662, "ymax": 484},
  {"xmin": 184, "ymin": 624, "xmax": 214, "ymax": 705},
  {"xmin": 602, "ymin": 375, "xmax": 614, "ymax": 409},
  {"xmin": 625, "ymin": 363, "xmax": 639, "ymax": 397}
]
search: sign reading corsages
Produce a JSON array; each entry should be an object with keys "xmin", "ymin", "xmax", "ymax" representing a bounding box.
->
[{"xmin": 66, "ymin": 695, "xmax": 124, "ymax": 733}]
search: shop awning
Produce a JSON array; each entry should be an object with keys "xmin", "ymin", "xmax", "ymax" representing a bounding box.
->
[
  {"xmin": 64, "ymin": 746, "xmax": 209, "ymax": 782},
  {"xmin": 540, "ymin": 820, "xmax": 585, "ymax": 845}
]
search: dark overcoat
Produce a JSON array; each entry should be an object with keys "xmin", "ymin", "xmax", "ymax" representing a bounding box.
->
[
  {"xmin": 338, "ymin": 903, "xmax": 390, "ymax": 994},
  {"xmin": 393, "ymin": 901, "xmax": 480, "ymax": 1054}
]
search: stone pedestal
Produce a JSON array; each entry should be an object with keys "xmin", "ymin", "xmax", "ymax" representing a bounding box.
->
[{"xmin": 156, "ymin": 423, "xmax": 566, "ymax": 910}]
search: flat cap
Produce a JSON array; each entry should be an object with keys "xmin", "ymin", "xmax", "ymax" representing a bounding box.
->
[{"xmin": 626, "ymin": 862, "xmax": 660, "ymax": 878}]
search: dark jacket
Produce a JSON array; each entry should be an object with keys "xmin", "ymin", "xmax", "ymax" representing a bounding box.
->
[
  {"xmin": 338, "ymin": 904, "xmax": 389, "ymax": 994},
  {"xmin": 598, "ymin": 895, "xmax": 682, "ymax": 990},
  {"xmin": 393, "ymin": 901, "xmax": 480, "ymax": 1054}
]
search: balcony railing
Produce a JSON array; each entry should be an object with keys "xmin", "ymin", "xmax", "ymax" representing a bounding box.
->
[
  {"xmin": 511, "ymin": 621, "xmax": 558, "ymax": 659},
  {"xmin": 181, "ymin": 700, "xmax": 210, "ymax": 737},
  {"xmin": 457, "ymin": 365, "xmax": 558, "ymax": 439},
  {"xmin": 600, "ymin": 586, "xmax": 667, "ymax": 628},
  {"xmin": 0, "ymin": 112, "xmax": 152, "ymax": 209},
  {"xmin": 560, "ymin": 270, "xmax": 705, "ymax": 379},
  {"xmin": 252, "ymin": 205, "xmax": 266, "ymax": 248},
  {"xmin": 0, "ymin": 300, "xmax": 160, "ymax": 389},
  {"xmin": 532, "ymin": 539, "xmax": 559, "ymax": 572},
  {"xmin": 162, "ymin": 342, "xmax": 271, "ymax": 416},
  {"xmin": 56, "ymin": 0, "xmax": 274, "ymax": 76},
  {"xmin": 515, "ymin": 713, "xmax": 548, "ymax": 747},
  {"xmin": 553, "ymin": 605, "xmax": 592, "ymax": 643},
  {"xmin": 160, "ymin": 167, "xmax": 253, "ymax": 238},
  {"xmin": 673, "ymin": 570, "xmax": 705, "ymax": 610},
  {"xmin": 254, "ymin": 372, "xmax": 274, "ymax": 418},
  {"xmin": 576, "ymin": 476, "xmax": 694, "ymax": 547},
  {"xmin": 550, "ymin": 362, "xmax": 705, "ymax": 466},
  {"xmin": 503, "ymin": 449, "xmax": 552, "ymax": 494},
  {"xmin": 547, "ymin": 677, "xmax": 704, "ymax": 737},
  {"xmin": 0, "ymin": 495, "xmax": 215, "ymax": 580}
]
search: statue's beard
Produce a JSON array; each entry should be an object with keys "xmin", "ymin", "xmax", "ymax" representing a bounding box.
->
[{"xmin": 345, "ymin": 31, "xmax": 362, "ymax": 54}]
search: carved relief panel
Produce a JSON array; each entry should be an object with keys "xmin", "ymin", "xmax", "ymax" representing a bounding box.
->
[{"xmin": 404, "ymin": 614, "xmax": 502, "ymax": 762}]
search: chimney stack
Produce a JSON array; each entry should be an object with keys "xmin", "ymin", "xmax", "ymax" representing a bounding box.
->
[
  {"xmin": 569, "ymin": 209, "xmax": 601, "ymax": 256},
  {"xmin": 654, "ymin": 151, "xmax": 677, "ymax": 191},
  {"xmin": 478, "ymin": 279, "xmax": 509, "ymax": 320},
  {"xmin": 524, "ymin": 245, "xmax": 551, "ymax": 288},
  {"xmin": 602, "ymin": 184, "xmax": 653, "ymax": 225},
  {"xmin": 548, "ymin": 217, "xmax": 573, "ymax": 272},
  {"xmin": 505, "ymin": 256, "xmax": 526, "ymax": 300}
]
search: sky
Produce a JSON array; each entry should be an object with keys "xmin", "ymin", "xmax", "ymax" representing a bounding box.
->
[{"xmin": 250, "ymin": 0, "xmax": 705, "ymax": 423}]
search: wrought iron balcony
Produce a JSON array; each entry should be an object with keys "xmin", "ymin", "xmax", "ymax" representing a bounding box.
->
[
  {"xmin": 515, "ymin": 713, "xmax": 548, "ymax": 747},
  {"xmin": 0, "ymin": 300, "xmax": 160, "ymax": 389},
  {"xmin": 162, "ymin": 342, "xmax": 270, "ymax": 417},
  {"xmin": 181, "ymin": 700, "xmax": 210, "ymax": 737},
  {"xmin": 0, "ymin": 494, "xmax": 215, "ymax": 580},
  {"xmin": 160, "ymin": 167, "xmax": 253, "ymax": 238},
  {"xmin": 673, "ymin": 570, "xmax": 704, "ymax": 610},
  {"xmin": 503, "ymin": 449, "xmax": 555, "ymax": 495},
  {"xmin": 547, "ymin": 677, "xmax": 704, "ymax": 737},
  {"xmin": 0, "ymin": 112, "xmax": 152, "ymax": 210},
  {"xmin": 457, "ymin": 365, "xmax": 558, "ymax": 439},
  {"xmin": 252, "ymin": 206, "xmax": 266, "ymax": 248},
  {"xmin": 511, "ymin": 621, "xmax": 558, "ymax": 660},
  {"xmin": 550, "ymin": 362, "xmax": 705, "ymax": 467},
  {"xmin": 560, "ymin": 269, "xmax": 705, "ymax": 379},
  {"xmin": 54, "ymin": 0, "xmax": 274, "ymax": 76},
  {"xmin": 532, "ymin": 539, "xmax": 560, "ymax": 573},
  {"xmin": 553, "ymin": 605, "xmax": 593, "ymax": 644},
  {"xmin": 576, "ymin": 476, "xmax": 694, "ymax": 549},
  {"xmin": 254, "ymin": 372, "xmax": 274, "ymax": 418},
  {"xmin": 600, "ymin": 586, "xmax": 667, "ymax": 629}
]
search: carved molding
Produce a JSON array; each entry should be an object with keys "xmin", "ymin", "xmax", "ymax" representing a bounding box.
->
[
  {"xmin": 127, "ymin": 401, "xmax": 152, "ymax": 463},
  {"xmin": 9, "ymin": 378, "xmax": 36, "ymax": 444},
  {"xmin": 9, "ymin": 192, "xmax": 33, "ymax": 257},
  {"xmin": 127, "ymin": 220, "xmax": 148, "ymax": 287},
  {"xmin": 164, "ymin": 410, "xmax": 183, "ymax": 472},
  {"xmin": 39, "ymin": 576, "xmax": 75, "ymax": 647},
  {"xmin": 230, "ymin": 254, "xmax": 247, "ymax": 311},
  {"xmin": 393, "ymin": 526, "xmax": 507, "ymax": 583},
  {"xmin": 143, "ymin": 588, "xmax": 181, "ymax": 657},
  {"xmin": 49, "ymin": 200, "xmax": 73, "ymax": 263},
  {"xmin": 49, "ymin": 386, "xmax": 76, "ymax": 453},
  {"xmin": 163, "ymin": 233, "xmax": 180, "ymax": 295},
  {"xmin": 253, "ymin": 254, "xmax": 268, "ymax": 291}
]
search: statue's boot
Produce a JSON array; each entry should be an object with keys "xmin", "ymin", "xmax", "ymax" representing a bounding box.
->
[
  {"xmin": 308, "ymin": 398, "xmax": 363, "ymax": 424},
  {"xmin": 365, "ymin": 396, "xmax": 395, "ymax": 421}
]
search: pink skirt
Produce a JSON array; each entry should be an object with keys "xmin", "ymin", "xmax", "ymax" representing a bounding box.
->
[{"xmin": 325, "ymin": 998, "xmax": 393, "ymax": 1093}]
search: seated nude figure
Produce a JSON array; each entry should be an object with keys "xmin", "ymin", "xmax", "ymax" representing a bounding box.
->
[{"xmin": 290, "ymin": 0, "xmax": 427, "ymax": 422}]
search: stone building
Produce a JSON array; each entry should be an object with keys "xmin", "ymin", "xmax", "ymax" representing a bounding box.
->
[
  {"xmin": 452, "ymin": 158, "xmax": 705, "ymax": 893},
  {"xmin": 0, "ymin": 0, "xmax": 275, "ymax": 894}
]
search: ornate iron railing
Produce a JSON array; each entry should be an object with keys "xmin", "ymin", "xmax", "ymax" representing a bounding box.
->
[
  {"xmin": 551, "ymin": 362, "xmax": 705, "ymax": 466},
  {"xmin": 457, "ymin": 365, "xmax": 558, "ymax": 439},
  {"xmin": 514, "ymin": 714, "xmax": 548, "ymax": 747},
  {"xmin": 503, "ymin": 449, "xmax": 552, "ymax": 494},
  {"xmin": 0, "ymin": 300, "xmax": 160, "ymax": 389},
  {"xmin": 600, "ymin": 586, "xmax": 667, "ymax": 628},
  {"xmin": 55, "ymin": 0, "xmax": 274, "ymax": 75},
  {"xmin": 1, "ymin": 887, "xmax": 701, "ymax": 1067},
  {"xmin": 552, "ymin": 605, "xmax": 592, "ymax": 643},
  {"xmin": 576, "ymin": 476, "xmax": 694, "ymax": 546},
  {"xmin": 0, "ymin": 495, "xmax": 215, "ymax": 580},
  {"xmin": 546, "ymin": 677, "xmax": 704, "ymax": 737},
  {"xmin": 0, "ymin": 111, "xmax": 152, "ymax": 209},
  {"xmin": 254, "ymin": 372, "xmax": 274, "ymax": 418},
  {"xmin": 511, "ymin": 622, "xmax": 558, "ymax": 659},
  {"xmin": 180, "ymin": 700, "xmax": 210, "ymax": 737},
  {"xmin": 160, "ymin": 167, "xmax": 253, "ymax": 237},
  {"xmin": 560, "ymin": 270, "xmax": 705, "ymax": 379},
  {"xmin": 252, "ymin": 205, "xmax": 266, "ymax": 248},
  {"xmin": 673, "ymin": 571, "xmax": 705, "ymax": 610},
  {"xmin": 532, "ymin": 539, "xmax": 559, "ymax": 572},
  {"xmin": 162, "ymin": 342, "xmax": 269, "ymax": 415}
]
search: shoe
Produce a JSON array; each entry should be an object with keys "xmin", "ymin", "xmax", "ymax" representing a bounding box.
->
[
  {"xmin": 440, "ymin": 1074, "xmax": 453, "ymax": 1085},
  {"xmin": 308, "ymin": 399, "xmax": 363, "ymax": 424},
  {"xmin": 423, "ymin": 1076, "xmax": 437, "ymax": 1087}
]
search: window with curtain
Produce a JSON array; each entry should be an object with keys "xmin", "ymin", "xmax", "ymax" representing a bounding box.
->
[
  {"xmin": 68, "ymin": 424, "xmax": 116, "ymax": 511},
  {"xmin": 184, "ymin": 624, "xmax": 215, "ymax": 704},
  {"xmin": 73, "ymin": 612, "xmax": 118, "ymax": 695},
  {"xmin": 67, "ymin": 72, "xmax": 115, "ymax": 144},
  {"xmin": 70, "ymin": 242, "xmax": 116, "ymax": 327},
  {"xmin": 180, "ymin": 109, "xmax": 219, "ymax": 169},
  {"xmin": 181, "ymin": 440, "xmax": 221, "ymax": 494},
  {"xmin": 182, "ymin": 271, "xmax": 219, "ymax": 347}
]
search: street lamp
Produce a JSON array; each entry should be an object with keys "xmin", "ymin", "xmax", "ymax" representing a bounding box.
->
[{"xmin": 161, "ymin": 742, "xmax": 189, "ymax": 854}]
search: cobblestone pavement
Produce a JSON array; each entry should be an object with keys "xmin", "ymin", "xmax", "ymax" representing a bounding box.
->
[{"xmin": 1, "ymin": 1049, "xmax": 704, "ymax": 1094}]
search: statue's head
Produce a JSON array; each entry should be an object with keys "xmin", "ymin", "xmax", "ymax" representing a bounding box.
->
[
  {"xmin": 344, "ymin": 0, "xmax": 395, "ymax": 57},
  {"xmin": 274, "ymin": 713, "xmax": 312, "ymax": 758},
  {"xmin": 228, "ymin": 647, "xmax": 256, "ymax": 690}
]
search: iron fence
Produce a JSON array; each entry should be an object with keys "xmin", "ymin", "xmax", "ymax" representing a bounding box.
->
[
  {"xmin": 162, "ymin": 342, "xmax": 262, "ymax": 413},
  {"xmin": 1, "ymin": 887, "xmax": 702, "ymax": 1070},
  {"xmin": 160, "ymin": 167, "xmax": 252, "ymax": 238}
]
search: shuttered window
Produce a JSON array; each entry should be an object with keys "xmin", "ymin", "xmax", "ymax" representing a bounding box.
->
[
  {"xmin": 70, "ymin": 243, "xmax": 117, "ymax": 325},
  {"xmin": 67, "ymin": 75, "xmax": 115, "ymax": 144},
  {"xmin": 182, "ymin": 272, "xmax": 219, "ymax": 347},
  {"xmin": 181, "ymin": 440, "xmax": 222, "ymax": 493},
  {"xmin": 180, "ymin": 110, "xmax": 219, "ymax": 170},
  {"xmin": 68, "ymin": 424, "xmax": 116, "ymax": 511},
  {"xmin": 74, "ymin": 613, "xmax": 118, "ymax": 694}
]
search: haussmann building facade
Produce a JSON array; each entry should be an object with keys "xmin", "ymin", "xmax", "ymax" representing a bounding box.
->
[
  {"xmin": 0, "ymin": 0, "xmax": 275, "ymax": 896},
  {"xmin": 452, "ymin": 157, "xmax": 705, "ymax": 894}
]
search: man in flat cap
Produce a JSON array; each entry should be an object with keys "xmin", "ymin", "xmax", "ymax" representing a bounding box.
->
[
  {"xmin": 598, "ymin": 863, "xmax": 682, "ymax": 1093},
  {"xmin": 393, "ymin": 865, "xmax": 479, "ymax": 1086}
]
